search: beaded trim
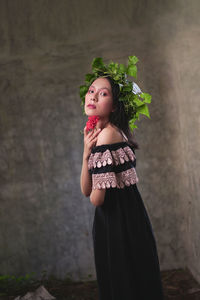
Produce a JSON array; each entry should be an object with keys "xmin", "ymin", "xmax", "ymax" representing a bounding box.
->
[
  {"xmin": 92, "ymin": 168, "xmax": 139, "ymax": 189},
  {"xmin": 88, "ymin": 146, "xmax": 136, "ymax": 170}
]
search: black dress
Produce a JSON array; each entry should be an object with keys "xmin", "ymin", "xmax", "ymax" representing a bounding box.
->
[{"xmin": 88, "ymin": 141, "xmax": 164, "ymax": 300}]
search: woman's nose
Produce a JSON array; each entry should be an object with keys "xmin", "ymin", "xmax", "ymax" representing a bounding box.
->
[{"xmin": 90, "ymin": 93, "xmax": 97, "ymax": 101}]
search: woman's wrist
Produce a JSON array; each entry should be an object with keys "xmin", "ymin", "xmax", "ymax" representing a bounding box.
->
[{"xmin": 83, "ymin": 153, "xmax": 89, "ymax": 161}]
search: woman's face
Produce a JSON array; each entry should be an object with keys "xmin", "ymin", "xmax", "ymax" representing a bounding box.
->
[{"xmin": 84, "ymin": 77, "xmax": 114, "ymax": 118}]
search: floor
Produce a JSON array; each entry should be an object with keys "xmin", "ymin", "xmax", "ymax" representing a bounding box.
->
[{"xmin": 1, "ymin": 268, "xmax": 200, "ymax": 300}]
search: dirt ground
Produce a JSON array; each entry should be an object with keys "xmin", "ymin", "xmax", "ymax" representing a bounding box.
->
[{"xmin": 1, "ymin": 268, "xmax": 200, "ymax": 300}]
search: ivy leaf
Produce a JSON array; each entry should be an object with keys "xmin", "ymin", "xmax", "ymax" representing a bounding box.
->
[
  {"xmin": 113, "ymin": 74, "xmax": 121, "ymax": 81},
  {"xmin": 129, "ymin": 119, "xmax": 138, "ymax": 132},
  {"xmin": 119, "ymin": 63, "xmax": 126, "ymax": 73},
  {"xmin": 140, "ymin": 92, "xmax": 152, "ymax": 103},
  {"xmin": 128, "ymin": 56, "xmax": 139, "ymax": 65},
  {"xmin": 108, "ymin": 62, "xmax": 119, "ymax": 74},
  {"xmin": 137, "ymin": 104, "xmax": 150, "ymax": 118},
  {"xmin": 92, "ymin": 57, "xmax": 104, "ymax": 70},
  {"xmin": 79, "ymin": 85, "xmax": 88, "ymax": 98},
  {"xmin": 85, "ymin": 73, "xmax": 95, "ymax": 83},
  {"xmin": 135, "ymin": 111, "xmax": 140, "ymax": 120},
  {"xmin": 122, "ymin": 83, "xmax": 132, "ymax": 92},
  {"xmin": 127, "ymin": 64, "xmax": 137, "ymax": 78},
  {"xmin": 133, "ymin": 97, "xmax": 144, "ymax": 107},
  {"xmin": 129, "ymin": 116, "xmax": 137, "ymax": 124}
]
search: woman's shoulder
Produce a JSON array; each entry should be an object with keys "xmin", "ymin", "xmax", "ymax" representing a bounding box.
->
[{"xmin": 96, "ymin": 124, "xmax": 125, "ymax": 147}]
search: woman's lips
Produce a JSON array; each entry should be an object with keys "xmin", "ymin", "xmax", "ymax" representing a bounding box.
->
[{"xmin": 87, "ymin": 104, "xmax": 96, "ymax": 109}]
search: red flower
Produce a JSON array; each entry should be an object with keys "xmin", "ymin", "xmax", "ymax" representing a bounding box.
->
[{"xmin": 86, "ymin": 115, "xmax": 100, "ymax": 132}]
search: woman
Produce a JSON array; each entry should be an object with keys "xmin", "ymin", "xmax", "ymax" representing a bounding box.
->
[{"xmin": 80, "ymin": 74, "xmax": 164, "ymax": 299}]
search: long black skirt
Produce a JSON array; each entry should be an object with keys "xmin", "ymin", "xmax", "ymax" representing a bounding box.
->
[{"xmin": 92, "ymin": 184, "xmax": 164, "ymax": 300}]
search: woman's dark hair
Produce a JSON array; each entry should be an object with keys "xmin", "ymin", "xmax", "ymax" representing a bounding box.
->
[{"xmin": 103, "ymin": 75, "xmax": 139, "ymax": 150}]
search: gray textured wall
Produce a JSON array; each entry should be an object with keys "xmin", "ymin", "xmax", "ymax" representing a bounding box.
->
[{"xmin": 0, "ymin": 0, "xmax": 200, "ymax": 282}]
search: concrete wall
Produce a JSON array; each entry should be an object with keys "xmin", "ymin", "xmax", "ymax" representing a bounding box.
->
[{"xmin": 0, "ymin": 0, "xmax": 199, "ymax": 282}]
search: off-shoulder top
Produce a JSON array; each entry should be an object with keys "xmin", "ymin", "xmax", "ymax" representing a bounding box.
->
[{"xmin": 88, "ymin": 141, "xmax": 139, "ymax": 190}]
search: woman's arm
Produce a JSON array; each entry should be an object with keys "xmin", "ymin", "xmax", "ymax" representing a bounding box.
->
[
  {"xmin": 89, "ymin": 127, "xmax": 120, "ymax": 207},
  {"xmin": 90, "ymin": 188, "xmax": 106, "ymax": 206},
  {"xmin": 80, "ymin": 126, "xmax": 101, "ymax": 197},
  {"xmin": 80, "ymin": 154, "xmax": 92, "ymax": 197}
]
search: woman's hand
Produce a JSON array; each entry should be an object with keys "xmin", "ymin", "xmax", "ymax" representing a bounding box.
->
[{"xmin": 83, "ymin": 126, "xmax": 101, "ymax": 160}]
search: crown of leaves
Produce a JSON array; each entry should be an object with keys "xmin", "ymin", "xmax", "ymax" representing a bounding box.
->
[{"xmin": 79, "ymin": 55, "xmax": 152, "ymax": 132}]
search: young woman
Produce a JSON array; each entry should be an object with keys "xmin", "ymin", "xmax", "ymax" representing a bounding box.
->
[{"xmin": 80, "ymin": 75, "xmax": 164, "ymax": 300}]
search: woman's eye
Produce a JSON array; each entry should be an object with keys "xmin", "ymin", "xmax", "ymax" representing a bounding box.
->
[
  {"xmin": 100, "ymin": 92, "xmax": 107, "ymax": 96},
  {"xmin": 88, "ymin": 89, "xmax": 94, "ymax": 93}
]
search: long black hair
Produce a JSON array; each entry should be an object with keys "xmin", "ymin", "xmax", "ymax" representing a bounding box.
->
[{"xmin": 103, "ymin": 75, "xmax": 139, "ymax": 150}]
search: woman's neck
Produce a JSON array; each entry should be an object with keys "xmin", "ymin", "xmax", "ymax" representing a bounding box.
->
[
  {"xmin": 95, "ymin": 118, "xmax": 110, "ymax": 130},
  {"xmin": 95, "ymin": 120, "xmax": 127, "ymax": 141}
]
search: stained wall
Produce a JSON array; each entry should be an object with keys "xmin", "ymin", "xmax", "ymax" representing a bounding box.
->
[{"xmin": 0, "ymin": 0, "xmax": 199, "ymax": 282}]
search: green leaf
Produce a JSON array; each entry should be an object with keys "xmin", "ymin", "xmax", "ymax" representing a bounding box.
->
[
  {"xmin": 135, "ymin": 111, "xmax": 140, "ymax": 120},
  {"xmin": 140, "ymin": 92, "xmax": 152, "ymax": 103},
  {"xmin": 137, "ymin": 104, "xmax": 150, "ymax": 118},
  {"xmin": 108, "ymin": 62, "xmax": 119, "ymax": 74},
  {"xmin": 85, "ymin": 73, "xmax": 95, "ymax": 83},
  {"xmin": 128, "ymin": 55, "xmax": 139, "ymax": 65},
  {"xmin": 129, "ymin": 119, "xmax": 138, "ymax": 132},
  {"xmin": 92, "ymin": 57, "xmax": 104, "ymax": 70},
  {"xmin": 122, "ymin": 83, "xmax": 132, "ymax": 92},
  {"xmin": 113, "ymin": 74, "xmax": 121, "ymax": 81},
  {"xmin": 119, "ymin": 63, "xmax": 126, "ymax": 73},
  {"xmin": 129, "ymin": 117, "xmax": 137, "ymax": 124},
  {"xmin": 79, "ymin": 85, "xmax": 88, "ymax": 98},
  {"xmin": 127, "ymin": 65, "xmax": 137, "ymax": 78},
  {"xmin": 133, "ymin": 97, "xmax": 144, "ymax": 107}
]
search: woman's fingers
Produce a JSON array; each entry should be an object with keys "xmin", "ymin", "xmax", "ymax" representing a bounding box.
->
[
  {"xmin": 84, "ymin": 127, "xmax": 101, "ymax": 148},
  {"xmin": 89, "ymin": 128, "xmax": 101, "ymax": 141},
  {"xmin": 84, "ymin": 128, "xmax": 94, "ymax": 138},
  {"xmin": 84, "ymin": 127, "xmax": 101, "ymax": 138},
  {"xmin": 93, "ymin": 128, "xmax": 101, "ymax": 137},
  {"xmin": 84, "ymin": 128, "xmax": 94, "ymax": 143},
  {"xmin": 89, "ymin": 129, "xmax": 101, "ymax": 145}
]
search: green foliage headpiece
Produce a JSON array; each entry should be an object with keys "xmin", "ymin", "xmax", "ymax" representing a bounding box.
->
[{"xmin": 79, "ymin": 55, "xmax": 152, "ymax": 132}]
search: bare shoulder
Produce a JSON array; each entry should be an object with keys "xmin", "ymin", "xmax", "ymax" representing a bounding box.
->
[{"xmin": 96, "ymin": 125, "xmax": 124, "ymax": 146}]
